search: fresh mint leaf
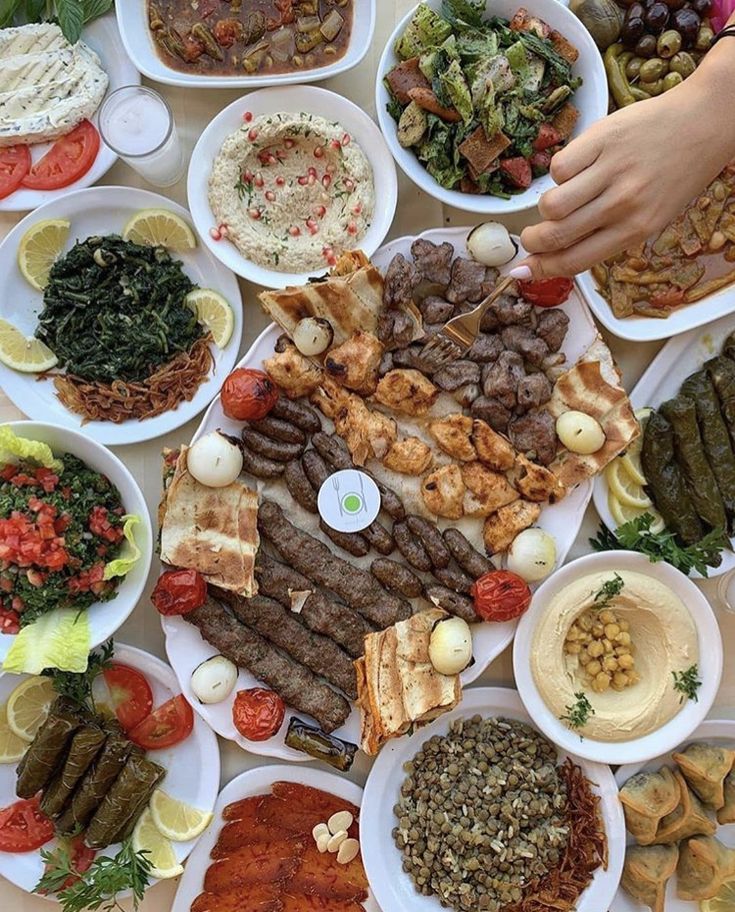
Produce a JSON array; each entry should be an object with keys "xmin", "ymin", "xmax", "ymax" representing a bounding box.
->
[
  {"xmin": 56, "ymin": 0, "xmax": 84, "ymax": 42},
  {"xmin": 82, "ymin": 0, "xmax": 113, "ymax": 22},
  {"xmin": 0, "ymin": 0, "xmax": 22, "ymax": 28}
]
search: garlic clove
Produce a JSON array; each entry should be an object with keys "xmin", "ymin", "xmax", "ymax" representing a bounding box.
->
[
  {"xmin": 337, "ymin": 838, "xmax": 360, "ymax": 865},
  {"xmin": 327, "ymin": 810, "xmax": 354, "ymax": 834}
]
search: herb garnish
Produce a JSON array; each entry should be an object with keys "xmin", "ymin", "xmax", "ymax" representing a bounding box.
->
[
  {"xmin": 35, "ymin": 838, "xmax": 152, "ymax": 912},
  {"xmin": 560, "ymin": 692, "xmax": 595, "ymax": 731},
  {"xmin": 590, "ymin": 513, "xmax": 728, "ymax": 577},
  {"xmin": 234, "ymin": 175, "xmax": 254, "ymax": 206},
  {"xmin": 672, "ymin": 664, "xmax": 702, "ymax": 704},
  {"xmin": 593, "ymin": 573, "xmax": 625, "ymax": 609},
  {"xmin": 42, "ymin": 640, "xmax": 114, "ymax": 714},
  {"xmin": 0, "ymin": 0, "xmax": 113, "ymax": 43}
]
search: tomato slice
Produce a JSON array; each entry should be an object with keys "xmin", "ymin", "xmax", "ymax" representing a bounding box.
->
[
  {"xmin": 103, "ymin": 664, "xmax": 154, "ymax": 733},
  {"xmin": 0, "ymin": 797, "xmax": 54, "ymax": 853},
  {"xmin": 22, "ymin": 121, "xmax": 100, "ymax": 191},
  {"xmin": 0, "ymin": 146, "xmax": 31, "ymax": 200},
  {"xmin": 128, "ymin": 694, "xmax": 194, "ymax": 750},
  {"xmin": 38, "ymin": 835, "xmax": 96, "ymax": 893}
]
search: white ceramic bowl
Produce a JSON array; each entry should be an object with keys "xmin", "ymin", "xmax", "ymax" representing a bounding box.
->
[
  {"xmin": 513, "ymin": 551, "xmax": 723, "ymax": 765},
  {"xmin": 0, "ymin": 421, "xmax": 153, "ymax": 667},
  {"xmin": 376, "ymin": 0, "xmax": 608, "ymax": 214},
  {"xmin": 116, "ymin": 1, "xmax": 375, "ymax": 89},
  {"xmin": 187, "ymin": 85, "xmax": 398, "ymax": 288}
]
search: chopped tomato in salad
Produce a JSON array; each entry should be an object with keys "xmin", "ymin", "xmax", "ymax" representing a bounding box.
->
[{"xmin": 0, "ymin": 797, "xmax": 54, "ymax": 853}]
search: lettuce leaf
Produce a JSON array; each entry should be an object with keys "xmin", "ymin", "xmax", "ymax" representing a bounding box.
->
[
  {"xmin": 417, "ymin": 116, "xmax": 465, "ymax": 189},
  {"xmin": 395, "ymin": 4, "xmax": 452, "ymax": 59},
  {"xmin": 103, "ymin": 514, "xmax": 142, "ymax": 580},
  {"xmin": 457, "ymin": 29, "xmax": 498, "ymax": 64},
  {"xmin": 0, "ymin": 426, "xmax": 63, "ymax": 472},
  {"xmin": 439, "ymin": 58, "xmax": 474, "ymax": 125},
  {"xmin": 441, "ymin": 0, "xmax": 485, "ymax": 29},
  {"xmin": 3, "ymin": 608, "xmax": 91, "ymax": 674}
]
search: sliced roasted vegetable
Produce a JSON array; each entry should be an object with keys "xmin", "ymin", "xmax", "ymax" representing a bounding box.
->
[{"xmin": 285, "ymin": 717, "xmax": 357, "ymax": 771}]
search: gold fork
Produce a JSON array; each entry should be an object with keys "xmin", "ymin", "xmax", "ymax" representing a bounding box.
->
[{"xmin": 418, "ymin": 274, "xmax": 516, "ymax": 371}]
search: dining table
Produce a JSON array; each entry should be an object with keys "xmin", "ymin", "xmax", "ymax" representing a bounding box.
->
[{"xmin": 1, "ymin": 3, "xmax": 734, "ymax": 909}]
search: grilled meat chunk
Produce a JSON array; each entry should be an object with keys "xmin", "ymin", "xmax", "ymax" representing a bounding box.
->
[
  {"xmin": 442, "ymin": 528, "xmax": 493, "ymax": 579},
  {"xmin": 241, "ymin": 427, "xmax": 303, "ymax": 463},
  {"xmin": 516, "ymin": 374, "xmax": 552, "ymax": 413},
  {"xmin": 482, "ymin": 351, "xmax": 526, "ymax": 409},
  {"xmin": 508, "ymin": 411, "xmax": 557, "ymax": 466},
  {"xmin": 374, "ymin": 369, "xmax": 439, "ymax": 416},
  {"xmin": 423, "ymin": 585, "xmax": 477, "ymax": 623},
  {"xmin": 467, "ymin": 333, "xmax": 504, "ymax": 363},
  {"xmin": 284, "ymin": 459, "xmax": 319, "ymax": 513},
  {"xmin": 270, "ymin": 397, "xmax": 322, "ymax": 434},
  {"xmin": 406, "ymin": 514, "xmax": 451, "ymax": 568},
  {"xmin": 411, "ymin": 238, "xmax": 454, "ymax": 286},
  {"xmin": 429, "ymin": 414, "xmax": 477, "ymax": 462},
  {"xmin": 421, "ymin": 464, "xmax": 465, "ymax": 520},
  {"xmin": 501, "ymin": 326, "xmax": 549, "ymax": 367},
  {"xmin": 446, "ymin": 257, "xmax": 487, "ymax": 305},
  {"xmin": 433, "ymin": 360, "xmax": 481, "ymax": 392},
  {"xmin": 419, "ymin": 295, "xmax": 454, "ymax": 325},
  {"xmin": 370, "ymin": 558, "xmax": 423, "ymax": 598},
  {"xmin": 536, "ymin": 308, "xmax": 569, "ymax": 352},
  {"xmin": 471, "ymin": 395, "xmax": 511, "ymax": 432},
  {"xmin": 393, "ymin": 521, "xmax": 433, "ymax": 572},
  {"xmin": 383, "ymin": 437, "xmax": 433, "ymax": 475},
  {"xmin": 483, "ymin": 500, "xmax": 542, "ymax": 553},
  {"xmin": 383, "ymin": 253, "xmax": 421, "ymax": 308},
  {"xmin": 324, "ymin": 331, "xmax": 383, "ymax": 396},
  {"xmin": 263, "ymin": 345, "xmax": 323, "ymax": 399},
  {"xmin": 249, "ymin": 415, "xmax": 306, "ymax": 446},
  {"xmin": 319, "ymin": 520, "xmax": 370, "ymax": 558}
]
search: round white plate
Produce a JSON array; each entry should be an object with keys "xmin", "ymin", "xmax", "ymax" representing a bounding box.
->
[
  {"xmin": 0, "ymin": 642, "xmax": 220, "ymax": 897},
  {"xmin": 513, "ymin": 551, "xmax": 723, "ymax": 765},
  {"xmin": 0, "ymin": 421, "xmax": 153, "ymax": 668},
  {"xmin": 375, "ymin": 0, "xmax": 608, "ymax": 215},
  {"xmin": 171, "ymin": 763, "xmax": 379, "ymax": 912},
  {"xmin": 116, "ymin": 1, "xmax": 375, "ymax": 89},
  {"xmin": 163, "ymin": 224, "xmax": 600, "ymax": 760},
  {"xmin": 361, "ymin": 686, "xmax": 625, "ymax": 912},
  {"xmin": 593, "ymin": 312, "xmax": 735, "ymax": 577},
  {"xmin": 0, "ymin": 14, "xmax": 140, "ymax": 214},
  {"xmin": 0, "ymin": 186, "xmax": 243, "ymax": 446},
  {"xmin": 187, "ymin": 85, "xmax": 398, "ymax": 288},
  {"xmin": 611, "ymin": 719, "xmax": 735, "ymax": 912}
]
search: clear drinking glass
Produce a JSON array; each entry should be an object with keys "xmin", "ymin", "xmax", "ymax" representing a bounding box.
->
[{"xmin": 98, "ymin": 85, "xmax": 186, "ymax": 188}]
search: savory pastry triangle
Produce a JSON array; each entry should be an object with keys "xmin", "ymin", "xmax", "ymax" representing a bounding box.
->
[
  {"xmin": 620, "ymin": 767, "xmax": 680, "ymax": 845},
  {"xmin": 674, "ymin": 742, "xmax": 735, "ymax": 810},
  {"xmin": 652, "ymin": 768, "xmax": 717, "ymax": 844},
  {"xmin": 676, "ymin": 836, "xmax": 735, "ymax": 901},
  {"xmin": 621, "ymin": 844, "xmax": 678, "ymax": 912}
]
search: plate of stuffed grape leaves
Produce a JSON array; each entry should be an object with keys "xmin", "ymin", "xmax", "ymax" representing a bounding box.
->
[
  {"xmin": 593, "ymin": 312, "xmax": 735, "ymax": 578},
  {"xmin": 0, "ymin": 641, "xmax": 219, "ymax": 900}
]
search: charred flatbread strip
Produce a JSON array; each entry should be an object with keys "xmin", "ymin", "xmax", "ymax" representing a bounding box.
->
[
  {"xmin": 302, "ymin": 449, "xmax": 331, "ymax": 491},
  {"xmin": 433, "ymin": 563, "xmax": 474, "ymax": 595},
  {"xmin": 393, "ymin": 522, "xmax": 432, "ymax": 572},
  {"xmin": 218, "ymin": 590, "xmax": 357, "ymax": 699},
  {"xmin": 319, "ymin": 519, "xmax": 370, "ymax": 557},
  {"xmin": 240, "ymin": 444, "xmax": 285, "ymax": 479},
  {"xmin": 271, "ymin": 397, "xmax": 322, "ymax": 434},
  {"xmin": 371, "ymin": 558, "xmax": 423, "ymax": 598},
  {"xmin": 255, "ymin": 552, "xmax": 372, "ymax": 658},
  {"xmin": 424, "ymin": 584, "xmax": 478, "ymax": 623},
  {"xmin": 258, "ymin": 500, "xmax": 410, "ymax": 627},
  {"xmin": 406, "ymin": 515, "xmax": 451, "ymax": 568},
  {"xmin": 442, "ymin": 528, "xmax": 492, "ymax": 580},
  {"xmin": 362, "ymin": 520, "xmax": 394, "ymax": 555},
  {"xmin": 249, "ymin": 415, "xmax": 306, "ymax": 445},
  {"xmin": 187, "ymin": 598, "xmax": 351, "ymax": 733},
  {"xmin": 241, "ymin": 427, "xmax": 303, "ymax": 463},
  {"xmin": 284, "ymin": 459, "xmax": 319, "ymax": 513}
]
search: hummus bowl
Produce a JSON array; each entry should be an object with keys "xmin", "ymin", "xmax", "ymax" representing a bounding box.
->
[
  {"xmin": 513, "ymin": 550, "xmax": 723, "ymax": 765},
  {"xmin": 187, "ymin": 85, "xmax": 398, "ymax": 288}
]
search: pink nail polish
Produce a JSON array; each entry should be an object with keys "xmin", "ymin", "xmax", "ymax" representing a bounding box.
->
[{"xmin": 509, "ymin": 265, "xmax": 532, "ymax": 280}]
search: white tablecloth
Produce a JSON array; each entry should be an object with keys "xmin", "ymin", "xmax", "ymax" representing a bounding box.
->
[{"xmin": 2, "ymin": 3, "xmax": 734, "ymax": 909}]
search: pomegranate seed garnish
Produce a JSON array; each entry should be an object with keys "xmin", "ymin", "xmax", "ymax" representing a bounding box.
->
[
  {"xmin": 314, "ymin": 205, "xmax": 327, "ymax": 218},
  {"xmin": 244, "ymin": 169, "xmax": 253, "ymax": 181},
  {"xmin": 254, "ymin": 172, "xmax": 264, "ymax": 187},
  {"xmin": 289, "ymin": 226, "xmax": 301, "ymax": 237},
  {"xmin": 247, "ymin": 128, "xmax": 259, "ymax": 141},
  {"xmin": 314, "ymin": 146, "xmax": 324, "ymax": 158},
  {"xmin": 265, "ymin": 190, "xmax": 276, "ymax": 202},
  {"xmin": 322, "ymin": 174, "xmax": 332, "ymax": 188},
  {"xmin": 342, "ymin": 133, "xmax": 351, "ymax": 146},
  {"xmin": 347, "ymin": 221, "xmax": 358, "ymax": 235},
  {"xmin": 218, "ymin": 224, "xmax": 229, "ymax": 237},
  {"xmin": 352, "ymin": 203, "xmax": 362, "ymax": 215},
  {"xmin": 276, "ymin": 176, "xmax": 286, "ymax": 186},
  {"xmin": 243, "ymin": 111, "xmax": 253, "ymax": 122},
  {"xmin": 284, "ymin": 138, "xmax": 295, "ymax": 149},
  {"xmin": 327, "ymin": 254, "xmax": 337, "ymax": 266},
  {"xmin": 329, "ymin": 139, "xmax": 341, "ymax": 150},
  {"xmin": 248, "ymin": 208, "xmax": 262, "ymax": 220},
  {"xmin": 209, "ymin": 227, "xmax": 222, "ymax": 241}
]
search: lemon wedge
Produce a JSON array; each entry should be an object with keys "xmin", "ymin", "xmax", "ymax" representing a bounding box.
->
[
  {"xmin": 606, "ymin": 459, "xmax": 652, "ymax": 510},
  {"xmin": 132, "ymin": 809, "xmax": 184, "ymax": 880},
  {"xmin": 608, "ymin": 491, "xmax": 665, "ymax": 533},
  {"xmin": 0, "ymin": 703, "xmax": 28, "ymax": 763},
  {"xmin": 185, "ymin": 288, "xmax": 234, "ymax": 348},
  {"xmin": 150, "ymin": 789, "xmax": 213, "ymax": 842},
  {"xmin": 700, "ymin": 879, "xmax": 735, "ymax": 912},
  {"xmin": 122, "ymin": 209, "xmax": 197, "ymax": 251},
  {"xmin": 6, "ymin": 675, "xmax": 56, "ymax": 741},
  {"xmin": 0, "ymin": 320, "xmax": 58, "ymax": 373},
  {"xmin": 17, "ymin": 218, "xmax": 70, "ymax": 290}
]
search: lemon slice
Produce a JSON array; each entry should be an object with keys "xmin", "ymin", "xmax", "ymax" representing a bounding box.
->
[
  {"xmin": 123, "ymin": 209, "xmax": 197, "ymax": 251},
  {"xmin": 17, "ymin": 218, "xmax": 70, "ymax": 290},
  {"xmin": 700, "ymin": 879, "xmax": 735, "ymax": 912},
  {"xmin": 150, "ymin": 789, "xmax": 213, "ymax": 841},
  {"xmin": 608, "ymin": 491, "xmax": 665, "ymax": 533},
  {"xmin": 6, "ymin": 676, "xmax": 56, "ymax": 741},
  {"xmin": 185, "ymin": 288, "xmax": 233, "ymax": 349},
  {"xmin": 606, "ymin": 459, "xmax": 652, "ymax": 509},
  {"xmin": 0, "ymin": 320, "xmax": 58, "ymax": 373},
  {"xmin": 0, "ymin": 703, "xmax": 28, "ymax": 763},
  {"xmin": 132, "ymin": 809, "xmax": 184, "ymax": 879}
]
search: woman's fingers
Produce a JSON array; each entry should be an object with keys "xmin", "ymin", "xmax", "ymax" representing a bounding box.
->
[
  {"xmin": 516, "ymin": 225, "xmax": 634, "ymax": 279},
  {"xmin": 547, "ymin": 127, "xmax": 604, "ymax": 185},
  {"xmin": 524, "ymin": 189, "xmax": 617, "ymax": 256},
  {"xmin": 537, "ymin": 163, "xmax": 609, "ymax": 222}
]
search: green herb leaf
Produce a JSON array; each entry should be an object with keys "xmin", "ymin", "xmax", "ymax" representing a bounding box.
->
[
  {"xmin": 672, "ymin": 664, "xmax": 702, "ymax": 704},
  {"xmin": 593, "ymin": 572, "xmax": 625, "ymax": 609},
  {"xmin": 0, "ymin": 0, "xmax": 22, "ymax": 29},
  {"xmin": 560, "ymin": 691, "xmax": 595, "ymax": 731},
  {"xmin": 42, "ymin": 639, "xmax": 114, "ymax": 713},
  {"xmin": 56, "ymin": 0, "xmax": 84, "ymax": 42},
  {"xmin": 82, "ymin": 0, "xmax": 113, "ymax": 22}
]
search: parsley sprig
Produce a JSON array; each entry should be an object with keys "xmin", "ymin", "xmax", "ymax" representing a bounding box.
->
[
  {"xmin": 42, "ymin": 640, "xmax": 114, "ymax": 714},
  {"xmin": 672, "ymin": 664, "xmax": 702, "ymax": 704},
  {"xmin": 593, "ymin": 573, "xmax": 625, "ymax": 609},
  {"xmin": 560, "ymin": 691, "xmax": 595, "ymax": 731}
]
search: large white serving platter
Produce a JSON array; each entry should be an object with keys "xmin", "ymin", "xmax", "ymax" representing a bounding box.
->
[
  {"xmin": 513, "ymin": 551, "xmax": 723, "ymax": 765},
  {"xmin": 171, "ymin": 764, "xmax": 379, "ymax": 912},
  {"xmin": 117, "ymin": 0, "xmax": 375, "ymax": 89},
  {"xmin": 593, "ymin": 312, "xmax": 735, "ymax": 577},
  {"xmin": 611, "ymin": 719, "xmax": 735, "ymax": 912},
  {"xmin": 187, "ymin": 85, "xmax": 398, "ymax": 288},
  {"xmin": 0, "ymin": 642, "xmax": 220, "ymax": 898},
  {"xmin": 163, "ymin": 225, "xmax": 601, "ymax": 760},
  {"xmin": 361, "ymin": 687, "xmax": 626, "ymax": 912},
  {"xmin": 0, "ymin": 186, "xmax": 243, "ymax": 446},
  {"xmin": 0, "ymin": 14, "xmax": 140, "ymax": 214}
]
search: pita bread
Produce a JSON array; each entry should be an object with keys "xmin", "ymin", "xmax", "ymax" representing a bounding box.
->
[{"xmin": 160, "ymin": 446, "xmax": 259, "ymax": 597}]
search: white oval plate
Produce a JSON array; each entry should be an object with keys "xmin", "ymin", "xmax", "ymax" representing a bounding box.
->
[
  {"xmin": 0, "ymin": 186, "xmax": 243, "ymax": 446},
  {"xmin": 375, "ymin": 0, "xmax": 608, "ymax": 215},
  {"xmin": 187, "ymin": 85, "xmax": 398, "ymax": 288},
  {"xmin": 163, "ymin": 225, "xmax": 599, "ymax": 760},
  {"xmin": 592, "ymin": 312, "xmax": 735, "ymax": 577},
  {"xmin": 361, "ymin": 686, "xmax": 625, "ymax": 912},
  {"xmin": 0, "ymin": 14, "xmax": 140, "ymax": 214},
  {"xmin": 171, "ymin": 763, "xmax": 378, "ymax": 912},
  {"xmin": 513, "ymin": 551, "xmax": 723, "ymax": 765},
  {"xmin": 117, "ymin": 0, "xmax": 375, "ymax": 89},
  {"xmin": 0, "ymin": 421, "xmax": 153, "ymax": 668},
  {"xmin": 0, "ymin": 642, "xmax": 220, "ymax": 897}
]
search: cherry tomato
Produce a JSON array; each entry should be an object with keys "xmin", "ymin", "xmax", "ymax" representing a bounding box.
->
[
  {"xmin": 221, "ymin": 368, "xmax": 279, "ymax": 421},
  {"xmin": 232, "ymin": 688, "xmax": 285, "ymax": 741},
  {"xmin": 22, "ymin": 121, "xmax": 100, "ymax": 191},
  {"xmin": 128, "ymin": 694, "xmax": 194, "ymax": 750},
  {"xmin": 471, "ymin": 570, "xmax": 532, "ymax": 622},
  {"xmin": 0, "ymin": 146, "xmax": 31, "ymax": 200},
  {"xmin": 0, "ymin": 797, "xmax": 54, "ymax": 853},
  {"xmin": 517, "ymin": 277, "xmax": 574, "ymax": 307},
  {"xmin": 151, "ymin": 568, "xmax": 207, "ymax": 616},
  {"xmin": 103, "ymin": 664, "xmax": 154, "ymax": 733}
]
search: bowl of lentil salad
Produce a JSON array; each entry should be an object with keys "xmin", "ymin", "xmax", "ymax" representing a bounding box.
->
[{"xmin": 0, "ymin": 422, "xmax": 152, "ymax": 670}]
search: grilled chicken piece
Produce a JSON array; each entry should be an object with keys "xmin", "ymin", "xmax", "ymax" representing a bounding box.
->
[
  {"xmin": 421, "ymin": 464, "xmax": 465, "ymax": 519},
  {"xmin": 324, "ymin": 331, "xmax": 384, "ymax": 396},
  {"xmin": 461, "ymin": 462, "xmax": 518, "ymax": 517},
  {"xmin": 428, "ymin": 414, "xmax": 477, "ymax": 462},
  {"xmin": 514, "ymin": 454, "xmax": 566, "ymax": 503},
  {"xmin": 483, "ymin": 500, "xmax": 542, "ymax": 553},
  {"xmin": 374, "ymin": 369, "xmax": 439, "ymax": 416},
  {"xmin": 383, "ymin": 436, "xmax": 433, "ymax": 475},
  {"xmin": 472, "ymin": 419, "xmax": 516, "ymax": 471},
  {"xmin": 264, "ymin": 345, "xmax": 323, "ymax": 399}
]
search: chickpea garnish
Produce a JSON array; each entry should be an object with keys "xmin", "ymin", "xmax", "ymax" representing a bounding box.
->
[{"xmin": 564, "ymin": 604, "xmax": 639, "ymax": 693}]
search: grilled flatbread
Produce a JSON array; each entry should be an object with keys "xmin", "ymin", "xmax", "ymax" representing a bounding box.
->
[{"xmin": 160, "ymin": 446, "xmax": 259, "ymax": 597}]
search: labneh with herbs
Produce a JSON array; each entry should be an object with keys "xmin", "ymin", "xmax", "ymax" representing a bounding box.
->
[{"xmin": 208, "ymin": 111, "xmax": 374, "ymax": 272}]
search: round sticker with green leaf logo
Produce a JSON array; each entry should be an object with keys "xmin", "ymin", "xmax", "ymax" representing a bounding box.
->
[{"xmin": 317, "ymin": 469, "xmax": 380, "ymax": 533}]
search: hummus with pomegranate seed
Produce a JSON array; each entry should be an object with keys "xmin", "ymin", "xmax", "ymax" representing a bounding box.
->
[{"xmin": 208, "ymin": 111, "xmax": 374, "ymax": 273}]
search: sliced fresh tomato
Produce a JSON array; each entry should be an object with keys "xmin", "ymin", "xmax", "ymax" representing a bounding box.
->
[
  {"xmin": 0, "ymin": 145, "xmax": 31, "ymax": 200},
  {"xmin": 128, "ymin": 694, "xmax": 194, "ymax": 750},
  {"xmin": 517, "ymin": 276, "xmax": 574, "ymax": 307},
  {"xmin": 0, "ymin": 797, "xmax": 54, "ymax": 853},
  {"xmin": 103, "ymin": 664, "xmax": 154, "ymax": 733},
  {"xmin": 22, "ymin": 121, "xmax": 100, "ymax": 191},
  {"xmin": 38, "ymin": 835, "xmax": 96, "ymax": 892}
]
